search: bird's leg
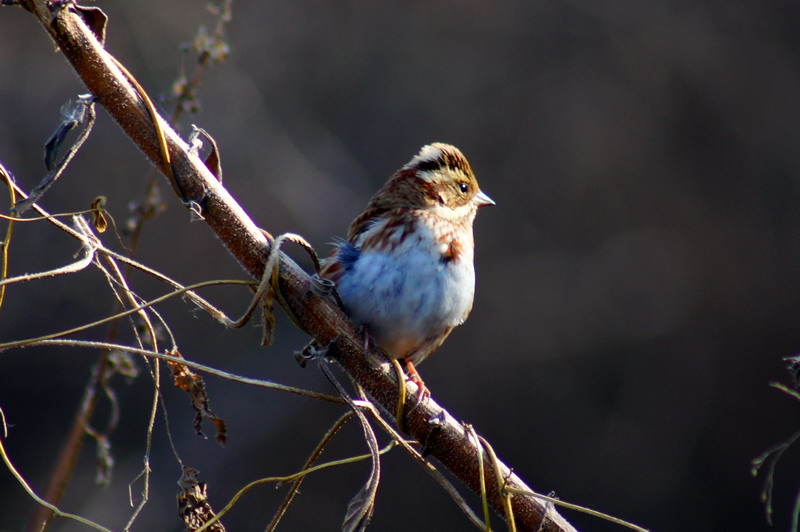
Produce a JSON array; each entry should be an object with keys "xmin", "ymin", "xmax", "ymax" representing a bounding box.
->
[{"xmin": 403, "ymin": 358, "xmax": 431, "ymax": 408}]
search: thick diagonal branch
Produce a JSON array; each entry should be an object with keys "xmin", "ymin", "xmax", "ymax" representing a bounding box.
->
[{"xmin": 16, "ymin": 2, "xmax": 576, "ymax": 530}]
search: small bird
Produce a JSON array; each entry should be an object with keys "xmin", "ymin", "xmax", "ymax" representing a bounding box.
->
[{"xmin": 320, "ymin": 143, "xmax": 494, "ymax": 394}]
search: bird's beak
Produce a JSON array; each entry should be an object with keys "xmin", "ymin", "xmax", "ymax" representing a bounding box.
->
[{"xmin": 474, "ymin": 190, "xmax": 495, "ymax": 207}]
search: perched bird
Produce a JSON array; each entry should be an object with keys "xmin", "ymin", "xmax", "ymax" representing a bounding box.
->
[{"xmin": 320, "ymin": 143, "xmax": 494, "ymax": 393}]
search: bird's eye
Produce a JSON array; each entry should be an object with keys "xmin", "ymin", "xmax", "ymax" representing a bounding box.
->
[{"xmin": 458, "ymin": 182, "xmax": 469, "ymax": 194}]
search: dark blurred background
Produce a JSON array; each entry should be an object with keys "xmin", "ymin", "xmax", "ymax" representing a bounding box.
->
[{"xmin": 2, "ymin": 1, "xmax": 800, "ymax": 530}]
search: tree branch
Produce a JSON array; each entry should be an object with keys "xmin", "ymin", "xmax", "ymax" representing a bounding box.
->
[{"xmin": 15, "ymin": 1, "xmax": 576, "ymax": 530}]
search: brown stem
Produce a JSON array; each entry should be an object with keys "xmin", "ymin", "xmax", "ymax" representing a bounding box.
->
[
  {"xmin": 17, "ymin": 1, "xmax": 576, "ymax": 530},
  {"xmin": 29, "ymin": 360, "xmax": 103, "ymax": 532}
]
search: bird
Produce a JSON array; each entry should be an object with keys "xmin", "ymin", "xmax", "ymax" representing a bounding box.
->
[{"xmin": 320, "ymin": 143, "xmax": 494, "ymax": 398}]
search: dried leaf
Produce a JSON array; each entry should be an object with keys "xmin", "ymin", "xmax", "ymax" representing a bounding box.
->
[
  {"xmin": 320, "ymin": 357, "xmax": 380, "ymax": 532},
  {"xmin": 177, "ymin": 466, "xmax": 226, "ymax": 531},
  {"xmin": 93, "ymin": 433, "xmax": 113, "ymax": 485},
  {"xmin": 44, "ymin": 114, "xmax": 77, "ymax": 171},
  {"xmin": 168, "ymin": 349, "xmax": 227, "ymax": 446},
  {"xmin": 342, "ymin": 478, "xmax": 377, "ymax": 532},
  {"xmin": 209, "ymin": 418, "xmax": 227, "ymax": 444},
  {"xmin": 17, "ymin": 95, "xmax": 96, "ymax": 214},
  {"xmin": 201, "ymin": 129, "xmax": 223, "ymax": 183},
  {"xmin": 91, "ymin": 196, "xmax": 108, "ymax": 233},
  {"xmin": 189, "ymin": 127, "xmax": 223, "ymax": 182},
  {"xmin": 73, "ymin": 5, "xmax": 108, "ymax": 45}
]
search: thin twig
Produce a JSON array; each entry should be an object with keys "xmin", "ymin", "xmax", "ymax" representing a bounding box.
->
[
  {"xmin": 505, "ymin": 487, "xmax": 650, "ymax": 532},
  {"xmin": 7, "ymin": 339, "xmax": 345, "ymax": 404},
  {"xmin": 0, "ymin": 279, "xmax": 250, "ymax": 351},
  {"xmin": 478, "ymin": 434, "xmax": 516, "ymax": 532},
  {"xmin": 122, "ymin": 359, "xmax": 159, "ymax": 531},
  {"xmin": 359, "ymin": 400, "xmax": 486, "ymax": 530},
  {"xmin": 197, "ymin": 443, "xmax": 398, "ymax": 532},
  {"xmin": 0, "ymin": 162, "xmax": 17, "ymax": 314},
  {"xmin": 467, "ymin": 425, "xmax": 491, "ymax": 531},
  {"xmin": 320, "ymin": 358, "xmax": 381, "ymax": 532},
  {"xmin": 266, "ymin": 411, "xmax": 354, "ymax": 531},
  {"xmin": 0, "ymin": 408, "xmax": 113, "ymax": 532}
]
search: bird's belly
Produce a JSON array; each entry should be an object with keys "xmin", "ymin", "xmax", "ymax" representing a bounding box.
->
[{"xmin": 335, "ymin": 247, "xmax": 475, "ymax": 359}]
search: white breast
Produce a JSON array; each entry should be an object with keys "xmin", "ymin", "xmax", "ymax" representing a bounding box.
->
[{"xmin": 334, "ymin": 216, "xmax": 475, "ymax": 361}]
